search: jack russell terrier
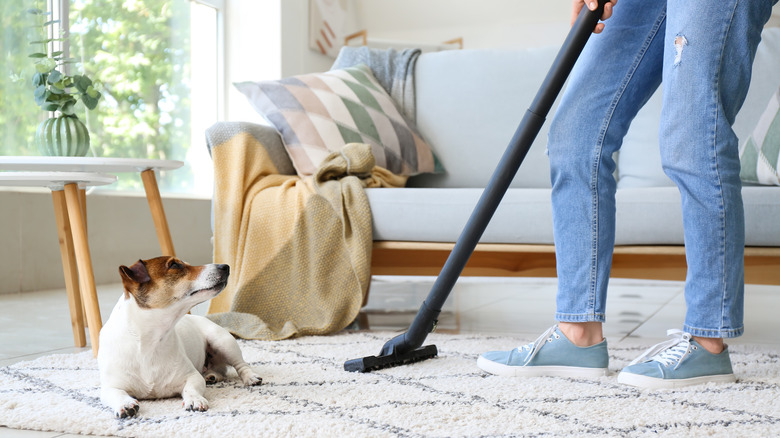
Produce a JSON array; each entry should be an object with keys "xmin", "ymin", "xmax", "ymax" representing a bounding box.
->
[{"xmin": 98, "ymin": 256, "xmax": 262, "ymax": 418}]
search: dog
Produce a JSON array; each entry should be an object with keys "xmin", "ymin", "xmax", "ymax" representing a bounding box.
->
[{"xmin": 98, "ymin": 256, "xmax": 262, "ymax": 419}]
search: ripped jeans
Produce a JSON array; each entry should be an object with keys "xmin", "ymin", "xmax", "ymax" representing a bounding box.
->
[{"xmin": 547, "ymin": 0, "xmax": 777, "ymax": 338}]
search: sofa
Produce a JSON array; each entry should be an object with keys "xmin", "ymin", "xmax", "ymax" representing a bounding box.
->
[
  {"xmin": 221, "ymin": 28, "xmax": 780, "ymax": 286},
  {"xmin": 370, "ymin": 27, "xmax": 780, "ymax": 285}
]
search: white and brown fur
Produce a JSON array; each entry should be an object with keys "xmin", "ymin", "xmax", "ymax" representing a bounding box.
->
[{"xmin": 98, "ymin": 256, "xmax": 261, "ymax": 419}]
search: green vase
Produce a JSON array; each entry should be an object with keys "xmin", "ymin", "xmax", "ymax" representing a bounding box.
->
[{"xmin": 35, "ymin": 115, "xmax": 91, "ymax": 157}]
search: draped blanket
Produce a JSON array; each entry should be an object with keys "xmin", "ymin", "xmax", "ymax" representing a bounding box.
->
[{"xmin": 205, "ymin": 122, "xmax": 406, "ymax": 340}]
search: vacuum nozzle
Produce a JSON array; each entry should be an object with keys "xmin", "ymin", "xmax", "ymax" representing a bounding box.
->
[
  {"xmin": 344, "ymin": 344, "xmax": 438, "ymax": 373},
  {"xmin": 345, "ymin": 308, "xmax": 440, "ymax": 373}
]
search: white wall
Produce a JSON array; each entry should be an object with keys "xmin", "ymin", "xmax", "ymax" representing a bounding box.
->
[
  {"xmin": 224, "ymin": 0, "xmax": 282, "ymax": 123},
  {"xmin": 223, "ymin": 0, "xmax": 335, "ymax": 122},
  {"xmin": 266, "ymin": 0, "xmax": 780, "ymax": 81},
  {"xmin": 280, "ymin": 0, "xmax": 335, "ymax": 78},
  {"xmin": 268, "ymin": 0, "xmax": 574, "ymax": 82},
  {"xmin": 355, "ymin": 0, "xmax": 572, "ymax": 50}
]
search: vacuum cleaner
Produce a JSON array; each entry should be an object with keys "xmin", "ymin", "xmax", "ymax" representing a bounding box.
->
[{"xmin": 345, "ymin": 0, "xmax": 609, "ymax": 373}]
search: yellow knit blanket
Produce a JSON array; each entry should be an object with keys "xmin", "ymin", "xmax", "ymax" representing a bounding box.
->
[{"xmin": 206, "ymin": 124, "xmax": 405, "ymax": 340}]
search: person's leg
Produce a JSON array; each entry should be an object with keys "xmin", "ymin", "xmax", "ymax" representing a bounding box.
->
[
  {"xmin": 618, "ymin": 0, "xmax": 776, "ymax": 389},
  {"xmin": 662, "ymin": 0, "xmax": 774, "ymax": 343},
  {"xmin": 478, "ymin": 0, "xmax": 667, "ymax": 376},
  {"xmin": 549, "ymin": 0, "xmax": 666, "ymax": 344}
]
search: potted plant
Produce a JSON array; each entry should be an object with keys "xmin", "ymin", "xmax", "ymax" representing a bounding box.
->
[{"xmin": 27, "ymin": 5, "xmax": 102, "ymax": 156}]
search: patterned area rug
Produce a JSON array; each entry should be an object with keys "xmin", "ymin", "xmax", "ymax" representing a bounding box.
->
[{"xmin": 1, "ymin": 331, "xmax": 779, "ymax": 437}]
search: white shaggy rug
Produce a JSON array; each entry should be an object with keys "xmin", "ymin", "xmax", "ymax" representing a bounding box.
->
[{"xmin": 1, "ymin": 331, "xmax": 779, "ymax": 437}]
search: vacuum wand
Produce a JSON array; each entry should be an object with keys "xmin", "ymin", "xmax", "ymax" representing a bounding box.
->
[{"xmin": 345, "ymin": 0, "xmax": 609, "ymax": 373}]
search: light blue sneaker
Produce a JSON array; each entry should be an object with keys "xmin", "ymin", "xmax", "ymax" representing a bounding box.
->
[
  {"xmin": 617, "ymin": 329, "xmax": 737, "ymax": 389},
  {"xmin": 477, "ymin": 325, "xmax": 609, "ymax": 378}
]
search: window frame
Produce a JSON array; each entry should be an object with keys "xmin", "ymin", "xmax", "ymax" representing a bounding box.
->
[
  {"xmin": 41, "ymin": 0, "xmax": 226, "ymax": 196},
  {"xmin": 192, "ymin": 0, "xmax": 226, "ymax": 122}
]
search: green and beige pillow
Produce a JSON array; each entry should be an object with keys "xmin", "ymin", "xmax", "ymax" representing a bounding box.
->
[
  {"xmin": 235, "ymin": 64, "xmax": 439, "ymax": 177},
  {"xmin": 740, "ymin": 87, "xmax": 780, "ymax": 186}
]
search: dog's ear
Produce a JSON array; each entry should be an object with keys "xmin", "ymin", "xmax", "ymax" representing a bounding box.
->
[
  {"xmin": 119, "ymin": 260, "xmax": 151, "ymax": 298},
  {"xmin": 120, "ymin": 260, "xmax": 152, "ymax": 283}
]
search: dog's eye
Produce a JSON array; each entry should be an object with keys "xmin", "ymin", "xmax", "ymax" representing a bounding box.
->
[{"xmin": 168, "ymin": 262, "xmax": 182, "ymax": 270}]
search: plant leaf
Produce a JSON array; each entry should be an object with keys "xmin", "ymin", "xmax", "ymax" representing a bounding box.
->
[
  {"xmin": 35, "ymin": 89, "xmax": 51, "ymax": 106},
  {"xmin": 43, "ymin": 103, "xmax": 60, "ymax": 112},
  {"xmin": 47, "ymin": 69, "xmax": 62, "ymax": 84},
  {"xmin": 34, "ymin": 58, "xmax": 56, "ymax": 74},
  {"xmin": 75, "ymin": 75, "xmax": 92, "ymax": 93},
  {"xmin": 61, "ymin": 101, "xmax": 76, "ymax": 115},
  {"xmin": 82, "ymin": 93, "xmax": 99, "ymax": 110},
  {"xmin": 86, "ymin": 85, "xmax": 100, "ymax": 99},
  {"xmin": 28, "ymin": 53, "xmax": 47, "ymax": 58},
  {"xmin": 32, "ymin": 72, "xmax": 45, "ymax": 87}
]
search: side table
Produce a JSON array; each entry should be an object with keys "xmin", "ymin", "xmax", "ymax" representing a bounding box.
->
[
  {"xmin": 1, "ymin": 157, "xmax": 184, "ymax": 356},
  {"xmin": 0, "ymin": 157, "xmax": 184, "ymax": 256},
  {"xmin": 0, "ymin": 172, "xmax": 117, "ymax": 356}
]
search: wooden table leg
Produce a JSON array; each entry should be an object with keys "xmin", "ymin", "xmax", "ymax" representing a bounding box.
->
[
  {"xmin": 79, "ymin": 188, "xmax": 87, "ymax": 234},
  {"xmin": 141, "ymin": 169, "xmax": 176, "ymax": 256},
  {"xmin": 51, "ymin": 190, "xmax": 87, "ymax": 348},
  {"xmin": 79, "ymin": 188, "xmax": 88, "ymax": 324},
  {"xmin": 64, "ymin": 183, "xmax": 102, "ymax": 356}
]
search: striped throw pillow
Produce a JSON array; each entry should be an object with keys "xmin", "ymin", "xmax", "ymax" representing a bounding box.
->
[
  {"xmin": 740, "ymin": 87, "xmax": 780, "ymax": 186},
  {"xmin": 235, "ymin": 64, "xmax": 439, "ymax": 177}
]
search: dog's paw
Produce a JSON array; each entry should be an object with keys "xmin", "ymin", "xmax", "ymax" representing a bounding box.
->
[
  {"xmin": 240, "ymin": 370, "xmax": 263, "ymax": 387},
  {"xmin": 204, "ymin": 371, "xmax": 225, "ymax": 385},
  {"xmin": 115, "ymin": 399, "xmax": 140, "ymax": 419},
  {"xmin": 183, "ymin": 394, "xmax": 209, "ymax": 412}
]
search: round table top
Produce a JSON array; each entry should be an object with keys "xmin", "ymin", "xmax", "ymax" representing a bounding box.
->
[
  {"xmin": 0, "ymin": 171, "xmax": 117, "ymax": 190},
  {"xmin": 0, "ymin": 156, "xmax": 183, "ymax": 173}
]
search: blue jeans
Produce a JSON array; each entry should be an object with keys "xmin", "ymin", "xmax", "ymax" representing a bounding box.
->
[{"xmin": 548, "ymin": 0, "xmax": 777, "ymax": 338}]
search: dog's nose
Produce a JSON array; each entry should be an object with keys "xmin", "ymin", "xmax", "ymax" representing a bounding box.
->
[{"xmin": 217, "ymin": 264, "xmax": 230, "ymax": 275}]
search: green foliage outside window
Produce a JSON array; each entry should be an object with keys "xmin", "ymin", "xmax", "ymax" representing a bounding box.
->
[
  {"xmin": 1, "ymin": 1, "xmax": 43, "ymax": 156},
  {"xmin": 1, "ymin": 0, "xmax": 197, "ymax": 192}
]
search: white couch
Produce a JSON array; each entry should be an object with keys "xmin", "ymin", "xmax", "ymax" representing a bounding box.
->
[{"xmin": 364, "ymin": 28, "xmax": 780, "ymax": 284}]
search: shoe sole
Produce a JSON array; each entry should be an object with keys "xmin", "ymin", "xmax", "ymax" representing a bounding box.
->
[
  {"xmin": 477, "ymin": 356, "xmax": 609, "ymax": 378},
  {"xmin": 617, "ymin": 371, "xmax": 736, "ymax": 389}
]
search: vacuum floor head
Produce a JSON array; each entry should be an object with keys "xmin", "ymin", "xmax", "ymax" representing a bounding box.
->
[{"xmin": 344, "ymin": 344, "xmax": 438, "ymax": 373}]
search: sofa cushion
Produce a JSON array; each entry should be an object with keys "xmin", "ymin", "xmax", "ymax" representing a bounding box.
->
[
  {"xmin": 614, "ymin": 186, "xmax": 780, "ymax": 246},
  {"xmin": 733, "ymin": 27, "xmax": 780, "ymax": 148},
  {"xmin": 409, "ymin": 47, "xmax": 559, "ymax": 189},
  {"xmin": 366, "ymin": 187, "xmax": 555, "ymax": 244},
  {"xmin": 367, "ymin": 186, "xmax": 780, "ymax": 246},
  {"xmin": 618, "ymin": 27, "xmax": 780, "ymax": 189},
  {"xmin": 234, "ymin": 64, "xmax": 437, "ymax": 176},
  {"xmin": 740, "ymin": 86, "xmax": 780, "ymax": 185},
  {"xmin": 614, "ymin": 88, "xmax": 674, "ymax": 188}
]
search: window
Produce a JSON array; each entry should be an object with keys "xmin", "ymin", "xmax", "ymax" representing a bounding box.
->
[
  {"xmin": 0, "ymin": 0, "xmax": 222, "ymax": 195},
  {"xmin": 0, "ymin": 2, "xmax": 43, "ymax": 157}
]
